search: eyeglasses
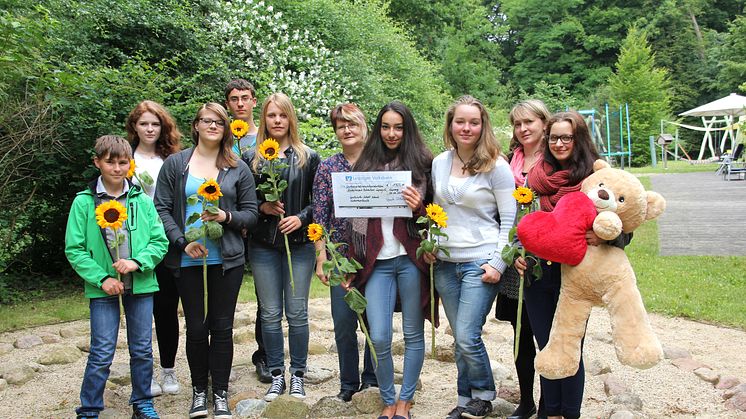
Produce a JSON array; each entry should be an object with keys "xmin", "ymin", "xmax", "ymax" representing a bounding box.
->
[
  {"xmin": 228, "ymin": 95, "xmax": 254, "ymax": 104},
  {"xmin": 335, "ymin": 123, "xmax": 359, "ymax": 132},
  {"xmin": 198, "ymin": 118, "xmax": 225, "ymax": 127},
  {"xmin": 548, "ymin": 135, "xmax": 574, "ymax": 144}
]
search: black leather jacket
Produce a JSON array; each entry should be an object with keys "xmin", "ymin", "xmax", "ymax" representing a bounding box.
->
[{"xmin": 243, "ymin": 145, "xmax": 320, "ymax": 249}]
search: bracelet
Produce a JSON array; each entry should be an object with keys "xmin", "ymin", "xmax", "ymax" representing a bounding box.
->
[{"xmin": 224, "ymin": 210, "xmax": 232, "ymax": 224}]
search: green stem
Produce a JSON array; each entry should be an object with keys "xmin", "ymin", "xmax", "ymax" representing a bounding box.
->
[
  {"xmin": 514, "ymin": 249, "xmax": 526, "ymax": 362},
  {"xmin": 115, "ymin": 228, "xmax": 122, "ymax": 315},
  {"xmin": 281, "ymin": 214, "xmax": 295, "ymax": 295},
  {"xmin": 430, "ymin": 261, "xmax": 436, "ymax": 358},
  {"xmin": 203, "ymin": 224, "xmax": 208, "ymax": 322},
  {"xmin": 357, "ymin": 312, "xmax": 378, "ymax": 367}
]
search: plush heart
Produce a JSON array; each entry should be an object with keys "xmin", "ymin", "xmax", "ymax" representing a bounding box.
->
[{"xmin": 516, "ymin": 191, "xmax": 598, "ymax": 266}]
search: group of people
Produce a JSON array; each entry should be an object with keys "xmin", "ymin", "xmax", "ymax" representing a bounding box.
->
[{"xmin": 65, "ymin": 77, "xmax": 626, "ymax": 419}]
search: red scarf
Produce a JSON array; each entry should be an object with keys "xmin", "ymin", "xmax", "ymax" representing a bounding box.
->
[{"xmin": 528, "ymin": 161, "xmax": 582, "ymax": 212}]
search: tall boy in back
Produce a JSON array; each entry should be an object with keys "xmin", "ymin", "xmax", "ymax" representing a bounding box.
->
[{"xmin": 65, "ymin": 135, "xmax": 169, "ymax": 419}]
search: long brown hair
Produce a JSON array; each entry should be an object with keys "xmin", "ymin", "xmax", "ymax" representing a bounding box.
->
[
  {"xmin": 443, "ymin": 95, "xmax": 500, "ymax": 175},
  {"xmin": 544, "ymin": 111, "xmax": 600, "ymax": 184},
  {"xmin": 253, "ymin": 93, "xmax": 308, "ymax": 171},
  {"xmin": 126, "ymin": 100, "xmax": 182, "ymax": 159},
  {"xmin": 191, "ymin": 103, "xmax": 237, "ymax": 169}
]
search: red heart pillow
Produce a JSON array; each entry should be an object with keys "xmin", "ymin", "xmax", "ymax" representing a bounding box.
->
[{"xmin": 516, "ymin": 191, "xmax": 597, "ymax": 266}]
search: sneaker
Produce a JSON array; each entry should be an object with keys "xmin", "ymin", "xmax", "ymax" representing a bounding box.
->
[
  {"xmin": 461, "ymin": 398, "xmax": 493, "ymax": 419},
  {"xmin": 189, "ymin": 387, "xmax": 208, "ymax": 418},
  {"xmin": 446, "ymin": 405, "xmax": 467, "ymax": 419},
  {"xmin": 132, "ymin": 400, "xmax": 160, "ymax": 419},
  {"xmin": 161, "ymin": 368, "xmax": 180, "ymax": 394},
  {"xmin": 264, "ymin": 372, "xmax": 286, "ymax": 402},
  {"xmin": 213, "ymin": 389, "xmax": 232, "ymax": 419},
  {"xmin": 150, "ymin": 377, "xmax": 162, "ymax": 397},
  {"xmin": 75, "ymin": 414, "xmax": 98, "ymax": 419},
  {"xmin": 289, "ymin": 372, "xmax": 306, "ymax": 399}
]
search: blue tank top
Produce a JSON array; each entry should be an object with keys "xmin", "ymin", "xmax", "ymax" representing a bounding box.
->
[{"xmin": 181, "ymin": 173, "xmax": 223, "ymax": 267}]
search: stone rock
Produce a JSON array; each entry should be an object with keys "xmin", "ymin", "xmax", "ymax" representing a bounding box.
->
[
  {"xmin": 14, "ymin": 334, "xmax": 43, "ymax": 349},
  {"xmin": 498, "ymin": 386, "xmax": 521, "ymax": 404},
  {"xmin": 59, "ymin": 325, "xmax": 88, "ymax": 338},
  {"xmin": 99, "ymin": 409, "xmax": 128, "ymax": 419},
  {"xmin": 609, "ymin": 410, "xmax": 636, "ymax": 419},
  {"xmin": 328, "ymin": 342, "xmax": 338, "ymax": 354},
  {"xmin": 724, "ymin": 384, "xmax": 746, "ymax": 400},
  {"xmin": 38, "ymin": 345, "xmax": 83, "ymax": 365},
  {"xmin": 604, "ymin": 375, "xmax": 627, "ymax": 396},
  {"xmin": 0, "ymin": 378, "xmax": 6, "ymax": 391},
  {"xmin": 3, "ymin": 365, "xmax": 35, "ymax": 385},
  {"xmin": 392, "ymin": 321, "xmax": 402, "ymax": 333},
  {"xmin": 358, "ymin": 335, "xmax": 366, "ymax": 351},
  {"xmin": 611, "ymin": 393, "xmax": 643, "ymax": 411},
  {"xmin": 233, "ymin": 328, "xmax": 255, "ymax": 345},
  {"xmin": 0, "ymin": 343, "xmax": 13, "ymax": 356},
  {"xmin": 352, "ymin": 386, "xmax": 384, "ymax": 414},
  {"xmin": 662, "ymin": 345, "xmax": 691, "ymax": 359},
  {"xmin": 308, "ymin": 342, "xmax": 327, "ymax": 355},
  {"xmin": 39, "ymin": 332, "xmax": 62, "ymax": 344},
  {"xmin": 262, "ymin": 394, "xmax": 309, "ymax": 418},
  {"xmin": 308, "ymin": 305, "xmax": 331, "ymax": 321},
  {"xmin": 590, "ymin": 331, "xmax": 613, "ymax": 344},
  {"xmin": 717, "ymin": 376, "xmax": 741, "ymax": 390},
  {"xmin": 233, "ymin": 311, "xmax": 255, "ymax": 328},
  {"xmin": 726, "ymin": 391, "xmax": 746, "ymax": 412},
  {"xmin": 229, "ymin": 390, "xmax": 263, "ymax": 410},
  {"xmin": 234, "ymin": 398, "xmax": 267, "ymax": 417},
  {"xmin": 693, "ymin": 367, "xmax": 719, "ymax": 384},
  {"xmin": 108, "ymin": 363, "xmax": 131, "ymax": 386},
  {"xmin": 586, "ymin": 357, "xmax": 612, "ymax": 376},
  {"xmin": 394, "ymin": 372, "xmax": 422, "ymax": 390},
  {"xmin": 671, "ymin": 357, "xmax": 706, "ymax": 372},
  {"xmin": 229, "ymin": 368, "xmax": 238, "ymax": 382},
  {"xmin": 305, "ymin": 365, "xmax": 335, "ymax": 385},
  {"xmin": 491, "ymin": 397, "xmax": 516, "ymax": 417},
  {"xmin": 116, "ymin": 338, "xmax": 127, "ymax": 349},
  {"xmin": 392, "ymin": 339, "xmax": 405, "ymax": 356},
  {"xmin": 76, "ymin": 338, "xmax": 91, "ymax": 353},
  {"xmin": 309, "ymin": 395, "xmax": 358, "ymax": 418},
  {"xmin": 435, "ymin": 344, "xmax": 455, "ymax": 363},
  {"xmin": 445, "ymin": 325, "xmax": 453, "ymax": 336},
  {"xmin": 28, "ymin": 362, "xmax": 47, "ymax": 372},
  {"xmin": 490, "ymin": 360, "xmax": 512, "ymax": 382}
]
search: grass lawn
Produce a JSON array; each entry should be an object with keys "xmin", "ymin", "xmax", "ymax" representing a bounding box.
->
[{"xmin": 628, "ymin": 160, "xmax": 719, "ymax": 174}]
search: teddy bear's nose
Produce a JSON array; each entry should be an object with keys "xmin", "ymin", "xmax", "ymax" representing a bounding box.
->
[{"xmin": 598, "ymin": 190, "xmax": 609, "ymax": 200}]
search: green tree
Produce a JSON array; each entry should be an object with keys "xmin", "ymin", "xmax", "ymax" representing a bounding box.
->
[
  {"xmin": 716, "ymin": 15, "xmax": 746, "ymax": 94},
  {"xmin": 608, "ymin": 26, "xmax": 672, "ymax": 166}
]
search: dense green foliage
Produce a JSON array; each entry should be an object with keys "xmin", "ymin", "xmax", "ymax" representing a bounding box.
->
[{"xmin": 0, "ymin": 0, "xmax": 744, "ymax": 300}]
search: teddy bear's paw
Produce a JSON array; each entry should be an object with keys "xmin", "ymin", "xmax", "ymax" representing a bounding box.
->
[
  {"xmin": 535, "ymin": 348, "xmax": 580, "ymax": 379},
  {"xmin": 617, "ymin": 342, "xmax": 663, "ymax": 369}
]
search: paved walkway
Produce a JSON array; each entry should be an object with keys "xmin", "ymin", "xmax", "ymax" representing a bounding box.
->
[{"xmin": 650, "ymin": 171, "xmax": 746, "ymax": 256}]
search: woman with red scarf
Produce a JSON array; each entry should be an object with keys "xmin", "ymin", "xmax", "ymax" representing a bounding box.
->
[{"xmin": 514, "ymin": 111, "xmax": 629, "ymax": 419}]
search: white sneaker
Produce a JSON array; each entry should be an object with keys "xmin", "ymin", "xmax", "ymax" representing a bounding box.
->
[
  {"xmin": 161, "ymin": 368, "xmax": 180, "ymax": 394},
  {"xmin": 289, "ymin": 373, "xmax": 306, "ymax": 399},
  {"xmin": 150, "ymin": 376, "xmax": 163, "ymax": 397}
]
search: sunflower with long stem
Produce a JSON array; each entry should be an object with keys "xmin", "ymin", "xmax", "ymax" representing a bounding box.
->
[
  {"xmin": 230, "ymin": 119, "xmax": 251, "ymax": 154},
  {"xmin": 126, "ymin": 159, "xmax": 154, "ymax": 192},
  {"xmin": 416, "ymin": 203, "xmax": 449, "ymax": 358},
  {"xmin": 185, "ymin": 179, "xmax": 224, "ymax": 321},
  {"xmin": 307, "ymin": 223, "xmax": 377, "ymax": 366},
  {"xmin": 256, "ymin": 138, "xmax": 296, "ymax": 294},
  {"xmin": 95, "ymin": 200, "xmax": 128, "ymax": 309}
]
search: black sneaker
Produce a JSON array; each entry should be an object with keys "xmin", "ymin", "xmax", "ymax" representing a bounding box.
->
[
  {"xmin": 213, "ymin": 389, "xmax": 232, "ymax": 419},
  {"xmin": 132, "ymin": 400, "xmax": 160, "ymax": 419},
  {"xmin": 255, "ymin": 358, "xmax": 272, "ymax": 383},
  {"xmin": 461, "ymin": 398, "xmax": 493, "ymax": 419},
  {"xmin": 289, "ymin": 371, "xmax": 306, "ymax": 399},
  {"xmin": 446, "ymin": 405, "xmax": 467, "ymax": 419},
  {"xmin": 264, "ymin": 371, "xmax": 286, "ymax": 402},
  {"xmin": 189, "ymin": 387, "xmax": 208, "ymax": 418}
]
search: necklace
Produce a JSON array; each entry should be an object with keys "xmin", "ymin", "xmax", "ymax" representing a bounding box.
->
[{"xmin": 455, "ymin": 150, "xmax": 469, "ymax": 173}]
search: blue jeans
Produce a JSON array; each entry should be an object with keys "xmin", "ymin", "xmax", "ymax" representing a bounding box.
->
[
  {"xmin": 76, "ymin": 294, "xmax": 154, "ymax": 417},
  {"xmin": 330, "ymin": 282, "xmax": 377, "ymax": 391},
  {"xmin": 365, "ymin": 255, "xmax": 424, "ymax": 406},
  {"xmin": 434, "ymin": 259, "xmax": 498, "ymax": 406},
  {"xmin": 250, "ymin": 242, "xmax": 315, "ymax": 374}
]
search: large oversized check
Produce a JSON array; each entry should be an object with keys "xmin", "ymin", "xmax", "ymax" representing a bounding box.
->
[{"xmin": 331, "ymin": 171, "xmax": 412, "ymax": 218}]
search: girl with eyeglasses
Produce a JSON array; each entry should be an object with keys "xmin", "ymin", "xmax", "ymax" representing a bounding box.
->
[
  {"xmin": 514, "ymin": 111, "xmax": 630, "ymax": 419},
  {"xmin": 348, "ymin": 101, "xmax": 435, "ymax": 419},
  {"xmin": 154, "ymin": 102, "xmax": 258, "ymax": 419}
]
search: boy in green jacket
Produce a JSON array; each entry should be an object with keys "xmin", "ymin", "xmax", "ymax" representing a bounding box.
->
[{"xmin": 65, "ymin": 135, "xmax": 168, "ymax": 419}]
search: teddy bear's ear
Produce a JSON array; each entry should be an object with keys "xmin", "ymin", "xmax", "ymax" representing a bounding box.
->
[
  {"xmin": 593, "ymin": 159, "xmax": 610, "ymax": 172},
  {"xmin": 645, "ymin": 191, "xmax": 666, "ymax": 221}
]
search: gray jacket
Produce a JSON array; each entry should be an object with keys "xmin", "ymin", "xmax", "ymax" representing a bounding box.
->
[{"xmin": 154, "ymin": 148, "xmax": 258, "ymax": 273}]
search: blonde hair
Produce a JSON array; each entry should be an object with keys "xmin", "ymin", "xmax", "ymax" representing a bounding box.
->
[
  {"xmin": 443, "ymin": 95, "xmax": 500, "ymax": 175},
  {"xmin": 508, "ymin": 99, "xmax": 551, "ymax": 153},
  {"xmin": 191, "ymin": 102, "xmax": 237, "ymax": 169},
  {"xmin": 330, "ymin": 103, "xmax": 368, "ymax": 143},
  {"xmin": 253, "ymin": 93, "xmax": 308, "ymax": 171}
]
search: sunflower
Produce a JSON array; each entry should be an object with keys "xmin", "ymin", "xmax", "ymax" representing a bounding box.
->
[
  {"xmin": 198, "ymin": 179, "xmax": 223, "ymax": 201},
  {"xmin": 258, "ymin": 138, "xmax": 280, "ymax": 161},
  {"xmin": 95, "ymin": 200, "xmax": 128, "ymax": 231},
  {"xmin": 230, "ymin": 119, "xmax": 249, "ymax": 138},
  {"xmin": 513, "ymin": 187, "xmax": 534, "ymax": 204},
  {"xmin": 307, "ymin": 223, "xmax": 324, "ymax": 242},
  {"xmin": 127, "ymin": 159, "xmax": 136, "ymax": 179},
  {"xmin": 425, "ymin": 203, "xmax": 448, "ymax": 228}
]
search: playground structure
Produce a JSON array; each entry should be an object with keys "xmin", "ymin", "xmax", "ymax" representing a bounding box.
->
[{"xmin": 578, "ymin": 103, "xmax": 632, "ymax": 168}]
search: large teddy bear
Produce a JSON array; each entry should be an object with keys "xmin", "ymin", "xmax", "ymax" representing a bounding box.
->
[{"xmin": 518, "ymin": 160, "xmax": 666, "ymax": 380}]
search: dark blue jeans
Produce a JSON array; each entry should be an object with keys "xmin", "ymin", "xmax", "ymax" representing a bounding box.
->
[
  {"xmin": 330, "ymin": 282, "xmax": 377, "ymax": 391},
  {"xmin": 523, "ymin": 261, "xmax": 584, "ymax": 419}
]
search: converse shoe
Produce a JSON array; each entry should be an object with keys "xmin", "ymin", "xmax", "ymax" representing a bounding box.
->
[
  {"xmin": 160, "ymin": 368, "xmax": 180, "ymax": 394},
  {"xmin": 189, "ymin": 387, "xmax": 208, "ymax": 418},
  {"xmin": 264, "ymin": 371, "xmax": 286, "ymax": 402},
  {"xmin": 461, "ymin": 398, "xmax": 493, "ymax": 419},
  {"xmin": 289, "ymin": 371, "xmax": 306, "ymax": 399},
  {"xmin": 213, "ymin": 389, "xmax": 232, "ymax": 419},
  {"xmin": 132, "ymin": 399, "xmax": 160, "ymax": 419},
  {"xmin": 150, "ymin": 376, "xmax": 162, "ymax": 397}
]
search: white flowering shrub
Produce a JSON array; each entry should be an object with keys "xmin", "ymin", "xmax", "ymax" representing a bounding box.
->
[{"xmin": 209, "ymin": 0, "xmax": 355, "ymax": 122}]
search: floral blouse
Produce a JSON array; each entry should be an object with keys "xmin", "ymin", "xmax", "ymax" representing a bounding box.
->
[{"xmin": 312, "ymin": 153, "xmax": 352, "ymax": 245}]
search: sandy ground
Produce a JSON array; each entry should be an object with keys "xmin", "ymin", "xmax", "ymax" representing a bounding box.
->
[{"xmin": 0, "ymin": 298, "xmax": 744, "ymax": 418}]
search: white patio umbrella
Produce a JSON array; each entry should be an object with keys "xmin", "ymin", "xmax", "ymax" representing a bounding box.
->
[{"xmin": 679, "ymin": 93, "xmax": 746, "ymax": 159}]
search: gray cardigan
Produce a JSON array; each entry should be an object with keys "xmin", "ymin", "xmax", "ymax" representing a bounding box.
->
[{"xmin": 154, "ymin": 148, "xmax": 258, "ymax": 273}]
